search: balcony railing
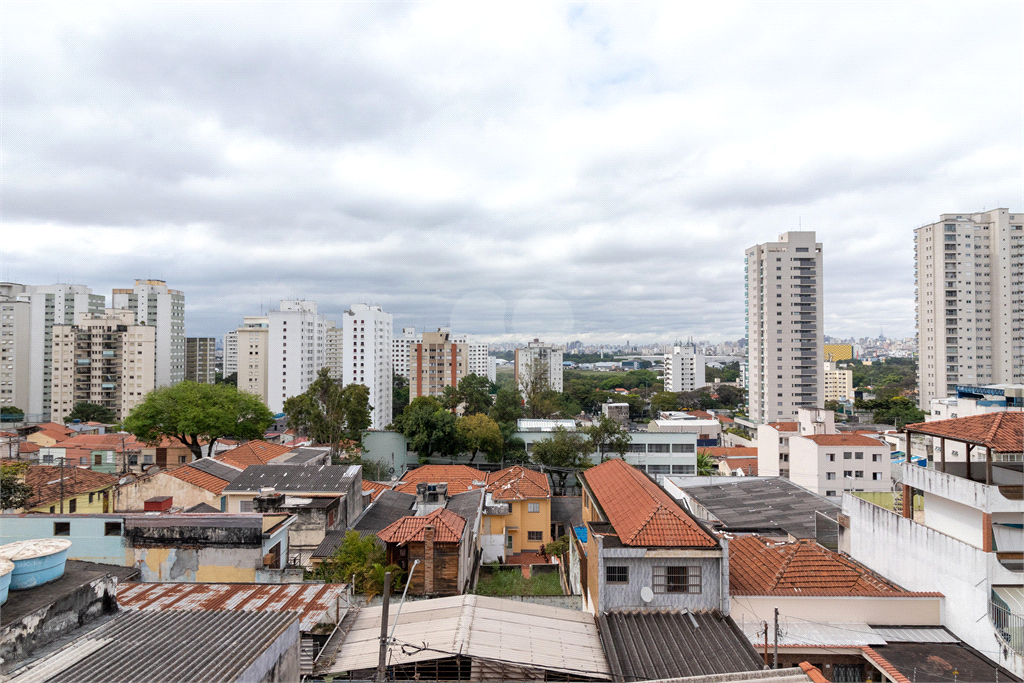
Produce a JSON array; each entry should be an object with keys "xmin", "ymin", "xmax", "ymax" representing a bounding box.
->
[{"xmin": 991, "ymin": 599, "xmax": 1024, "ymax": 658}]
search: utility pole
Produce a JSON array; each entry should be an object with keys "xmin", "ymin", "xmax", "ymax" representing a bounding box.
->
[
  {"xmin": 762, "ymin": 621, "xmax": 769, "ymax": 667},
  {"xmin": 773, "ymin": 607, "xmax": 779, "ymax": 669},
  {"xmin": 377, "ymin": 571, "xmax": 392, "ymax": 683},
  {"xmin": 59, "ymin": 454, "xmax": 65, "ymax": 514}
]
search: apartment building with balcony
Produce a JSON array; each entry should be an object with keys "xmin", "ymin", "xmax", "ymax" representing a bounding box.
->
[
  {"xmin": 339, "ymin": 304, "xmax": 392, "ymax": 429},
  {"xmin": 515, "ymin": 339, "xmax": 563, "ymax": 394},
  {"xmin": 236, "ymin": 316, "xmax": 270, "ymax": 405},
  {"xmin": 745, "ymin": 232, "xmax": 824, "ymax": 423},
  {"xmin": 408, "ymin": 329, "xmax": 468, "ymax": 402},
  {"xmin": 823, "ymin": 360, "xmax": 854, "ymax": 401},
  {"xmin": 663, "ymin": 343, "xmax": 705, "ymax": 392},
  {"xmin": 111, "ymin": 279, "xmax": 185, "ymax": 388},
  {"xmin": 914, "ymin": 209, "xmax": 1024, "ymax": 409},
  {"xmin": 185, "ymin": 337, "xmax": 217, "ymax": 384},
  {"xmin": 49, "ymin": 310, "xmax": 155, "ymax": 422}
]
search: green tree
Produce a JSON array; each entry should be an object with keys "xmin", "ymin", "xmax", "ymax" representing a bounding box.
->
[
  {"xmin": 458, "ymin": 374, "xmax": 494, "ymax": 416},
  {"xmin": 651, "ymin": 392, "xmax": 679, "ymax": 413},
  {"xmin": 457, "ymin": 413, "xmax": 503, "ymax": 462},
  {"xmin": 392, "ymin": 373, "xmax": 409, "ymax": 420},
  {"xmin": 313, "ymin": 530, "xmax": 403, "ymax": 596},
  {"xmin": 1, "ymin": 460, "xmax": 33, "ymax": 510},
  {"xmin": 0, "ymin": 406, "xmax": 25, "ymax": 422},
  {"xmin": 871, "ymin": 397, "xmax": 925, "ymax": 426},
  {"xmin": 713, "ymin": 385, "xmax": 746, "ymax": 408},
  {"xmin": 283, "ymin": 368, "xmax": 372, "ymax": 454},
  {"xmin": 123, "ymin": 382, "xmax": 274, "ymax": 460},
  {"xmin": 531, "ymin": 426, "xmax": 593, "ymax": 492},
  {"xmin": 696, "ymin": 450, "xmax": 717, "ymax": 476},
  {"xmin": 584, "ymin": 415, "xmax": 631, "ymax": 462},
  {"xmin": 489, "ymin": 385, "xmax": 524, "ymax": 424},
  {"xmin": 496, "ymin": 421, "xmax": 529, "ymax": 465},
  {"xmin": 63, "ymin": 402, "xmax": 116, "ymax": 424},
  {"xmin": 440, "ymin": 385, "xmax": 462, "ymax": 412},
  {"xmin": 626, "ymin": 369, "xmax": 657, "ymax": 389},
  {"xmin": 392, "ymin": 396, "xmax": 463, "ymax": 462},
  {"xmin": 215, "ymin": 372, "xmax": 238, "ymax": 387}
]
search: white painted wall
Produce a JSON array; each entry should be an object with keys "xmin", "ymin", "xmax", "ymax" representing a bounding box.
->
[
  {"xmin": 730, "ymin": 595, "xmax": 942, "ymax": 627},
  {"xmin": 924, "ymin": 492, "xmax": 985, "ymax": 549}
]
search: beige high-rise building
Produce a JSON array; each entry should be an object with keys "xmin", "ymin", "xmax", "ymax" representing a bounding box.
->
[
  {"xmin": 50, "ymin": 310, "xmax": 155, "ymax": 422},
  {"xmin": 745, "ymin": 231, "xmax": 824, "ymax": 424},
  {"xmin": 236, "ymin": 316, "xmax": 270, "ymax": 405},
  {"xmin": 823, "ymin": 361, "xmax": 853, "ymax": 402},
  {"xmin": 185, "ymin": 337, "xmax": 217, "ymax": 384},
  {"xmin": 408, "ymin": 329, "xmax": 467, "ymax": 402},
  {"xmin": 914, "ymin": 209, "xmax": 1023, "ymax": 409},
  {"xmin": 0, "ymin": 285, "xmax": 32, "ymax": 413}
]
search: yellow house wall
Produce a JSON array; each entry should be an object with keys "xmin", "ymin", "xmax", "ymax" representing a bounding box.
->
[
  {"xmin": 127, "ymin": 546, "xmax": 258, "ymax": 583},
  {"xmin": 26, "ymin": 433, "xmax": 59, "ymax": 447},
  {"xmin": 482, "ymin": 497, "xmax": 551, "ymax": 554},
  {"xmin": 30, "ymin": 487, "xmax": 111, "ymax": 514}
]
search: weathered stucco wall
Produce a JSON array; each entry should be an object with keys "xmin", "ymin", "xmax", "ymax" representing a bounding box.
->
[
  {"xmin": 113, "ymin": 472, "xmax": 222, "ymax": 512},
  {"xmin": 127, "ymin": 546, "xmax": 259, "ymax": 583}
]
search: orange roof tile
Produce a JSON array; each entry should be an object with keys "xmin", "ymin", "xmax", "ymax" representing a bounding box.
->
[
  {"xmin": 769, "ymin": 422, "xmax": 799, "ymax": 432},
  {"xmin": 698, "ymin": 447, "xmax": 758, "ymax": 458},
  {"xmin": 729, "ymin": 536, "xmax": 942, "ymax": 597},
  {"xmin": 485, "ymin": 466, "xmax": 550, "ymax": 500},
  {"xmin": 799, "ymin": 662, "xmax": 829, "ymax": 683},
  {"xmin": 17, "ymin": 442, "xmax": 39, "ymax": 453},
  {"xmin": 905, "ymin": 413, "xmax": 1023, "ymax": 453},
  {"xmin": 581, "ymin": 458, "xmax": 717, "ymax": 548},
  {"xmin": 60, "ymin": 433, "xmax": 136, "ymax": 450},
  {"xmin": 377, "ymin": 507, "xmax": 466, "ymax": 544},
  {"xmin": 720, "ymin": 457, "xmax": 758, "ymax": 475},
  {"xmin": 393, "ymin": 465, "xmax": 488, "ymax": 495},
  {"xmin": 32, "ymin": 429, "xmax": 72, "ymax": 443},
  {"xmin": 803, "ymin": 433, "xmax": 885, "ymax": 447},
  {"xmin": 169, "ymin": 463, "xmax": 238, "ymax": 494},
  {"xmin": 860, "ymin": 647, "xmax": 912, "ymax": 683},
  {"xmin": 24, "ymin": 465, "xmax": 118, "ymax": 509},
  {"xmin": 34, "ymin": 422, "xmax": 74, "ymax": 435},
  {"xmin": 687, "ymin": 410, "xmax": 714, "ymax": 419},
  {"xmin": 362, "ymin": 480, "xmax": 392, "ymax": 502},
  {"xmin": 216, "ymin": 441, "xmax": 294, "ymax": 468}
]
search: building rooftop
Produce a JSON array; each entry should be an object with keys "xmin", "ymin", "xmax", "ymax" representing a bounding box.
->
[
  {"xmin": 598, "ymin": 610, "xmax": 764, "ymax": 682},
  {"xmin": 905, "ymin": 413, "xmax": 1023, "ymax": 454},
  {"xmin": 117, "ymin": 581, "xmax": 346, "ymax": 631},
  {"xmin": 216, "ymin": 440, "xmax": 295, "ymax": 468},
  {"xmin": 314, "ymin": 489, "xmax": 416, "ymax": 558},
  {"xmin": 222, "ymin": 464, "xmax": 360, "ymax": 493},
  {"xmin": 486, "ymin": 465, "xmax": 551, "ymax": 500},
  {"xmin": 377, "ymin": 507, "xmax": 466, "ymax": 544},
  {"xmin": 393, "ymin": 464, "xmax": 487, "ymax": 495},
  {"xmin": 866, "ymin": 642, "xmax": 1021, "ymax": 682},
  {"xmin": 322, "ymin": 594, "xmax": 610, "ymax": 679},
  {"xmin": 361, "ymin": 480, "xmax": 392, "ymax": 502},
  {"xmin": 768, "ymin": 422, "xmax": 799, "ymax": 432},
  {"xmin": 801, "ymin": 433, "xmax": 886, "ymax": 447},
  {"xmin": 516, "ymin": 419, "xmax": 578, "ymax": 432},
  {"xmin": 444, "ymin": 488, "xmax": 483, "ymax": 522},
  {"xmin": 6, "ymin": 609, "xmax": 298, "ymax": 683},
  {"xmin": 675, "ymin": 477, "xmax": 839, "ymax": 539},
  {"xmin": 168, "ymin": 457, "xmax": 241, "ymax": 494},
  {"xmin": 582, "ymin": 458, "xmax": 718, "ymax": 548},
  {"xmin": 699, "ymin": 447, "xmax": 758, "ymax": 458},
  {"xmin": 23, "ymin": 466, "xmax": 118, "ymax": 509},
  {"xmin": 1, "ymin": 560, "xmax": 139, "ymax": 625},
  {"xmin": 729, "ymin": 537, "xmax": 942, "ymax": 597}
]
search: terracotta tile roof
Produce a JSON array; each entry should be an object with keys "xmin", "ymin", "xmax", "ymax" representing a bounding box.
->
[
  {"xmin": 802, "ymin": 433, "xmax": 886, "ymax": 447},
  {"xmin": 60, "ymin": 433, "xmax": 137, "ymax": 450},
  {"xmin": 698, "ymin": 447, "xmax": 758, "ymax": 458},
  {"xmin": 393, "ymin": 465, "xmax": 488, "ymax": 495},
  {"xmin": 905, "ymin": 413, "xmax": 1024, "ymax": 453},
  {"xmin": 728, "ymin": 536, "xmax": 943, "ymax": 597},
  {"xmin": 376, "ymin": 507, "xmax": 466, "ymax": 544},
  {"xmin": 17, "ymin": 442, "xmax": 39, "ymax": 453},
  {"xmin": 24, "ymin": 465, "xmax": 118, "ymax": 509},
  {"xmin": 719, "ymin": 457, "xmax": 758, "ymax": 475},
  {"xmin": 32, "ymin": 428, "xmax": 72, "ymax": 443},
  {"xmin": 582, "ymin": 458, "xmax": 717, "ymax": 548},
  {"xmin": 34, "ymin": 422, "xmax": 74, "ymax": 435},
  {"xmin": 768, "ymin": 422, "xmax": 799, "ymax": 432},
  {"xmin": 485, "ymin": 466, "xmax": 550, "ymax": 500},
  {"xmin": 362, "ymin": 480, "xmax": 392, "ymax": 502},
  {"xmin": 860, "ymin": 647, "xmax": 912, "ymax": 683},
  {"xmin": 215, "ymin": 441, "xmax": 294, "ymax": 468},
  {"xmin": 687, "ymin": 410, "xmax": 714, "ymax": 419},
  {"xmin": 799, "ymin": 662, "xmax": 829, "ymax": 683},
  {"xmin": 169, "ymin": 463, "xmax": 235, "ymax": 494}
]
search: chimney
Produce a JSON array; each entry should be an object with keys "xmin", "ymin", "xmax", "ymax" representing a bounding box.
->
[
  {"xmin": 254, "ymin": 486, "xmax": 284, "ymax": 513},
  {"xmin": 423, "ymin": 525, "xmax": 435, "ymax": 595}
]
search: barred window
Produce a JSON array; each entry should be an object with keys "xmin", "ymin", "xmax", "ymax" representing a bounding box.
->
[
  {"xmin": 606, "ymin": 566, "xmax": 629, "ymax": 584},
  {"xmin": 527, "ymin": 531, "xmax": 543, "ymax": 541},
  {"xmin": 653, "ymin": 565, "xmax": 701, "ymax": 594}
]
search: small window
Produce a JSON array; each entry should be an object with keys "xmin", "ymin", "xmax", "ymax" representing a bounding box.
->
[
  {"xmin": 68, "ymin": 498, "xmax": 77, "ymax": 513},
  {"xmin": 648, "ymin": 464, "xmax": 670, "ymax": 474},
  {"xmin": 105, "ymin": 521, "xmax": 122, "ymax": 536},
  {"xmin": 653, "ymin": 566, "xmax": 701, "ymax": 594},
  {"xmin": 528, "ymin": 502, "xmax": 540, "ymax": 513},
  {"xmin": 855, "ymin": 471, "xmax": 864, "ymax": 478},
  {"xmin": 826, "ymin": 472, "xmax": 836, "ymax": 480},
  {"xmin": 826, "ymin": 490, "xmax": 837, "ymax": 497},
  {"xmin": 872, "ymin": 472, "xmax": 882, "ymax": 481},
  {"xmin": 179, "ymin": 456, "xmax": 187, "ymax": 463},
  {"xmin": 239, "ymin": 500, "xmax": 254, "ymax": 513},
  {"xmin": 88, "ymin": 492, "xmax": 94, "ymax": 504},
  {"xmin": 855, "ymin": 452, "xmax": 864, "ymax": 460},
  {"xmin": 843, "ymin": 452, "xmax": 852, "ymax": 459},
  {"xmin": 844, "ymin": 470, "xmax": 853, "ymax": 478},
  {"xmin": 872, "ymin": 454, "xmax": 882, "ymax": 462},
  {"xmin": 527, "ymin": 530, "xmax": 543, "ymax": 542},
  {"xmin": 827, "ymin": 453, "xmax": 835, "ymax": 462},
  {"xmin": 54, "ymin": 522, "xmax": 70, "ymax": 536},
  {"xmin": 606, "ymin": 566, "xmax": 629, "ymax": 584}
]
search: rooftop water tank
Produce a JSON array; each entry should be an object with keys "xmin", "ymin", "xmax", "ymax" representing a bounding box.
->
[
  {"xmin": 0, "ymin": 559, "xmax": 13, "ymax": 604},
  {"xmin": 0, "ymin": 538, "xmax": 72, "ymax": 590}
]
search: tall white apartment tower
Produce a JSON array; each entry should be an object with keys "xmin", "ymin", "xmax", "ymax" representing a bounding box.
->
[
  {"xmin": 391, "ymin": 327, "xmax": 418, "ymax": 379},
  {"xmin": 745, "ymin": 231, "xmax": 824, "ymax": 423},
  {"xmin": 111, "ymin": 280, "xmax": 185, "ymax": 388},
  {"xmin": 267, "ymin": 301, "xmax": 331, "ymax": 415},
  {"xmin": 915, "ymin": 210, "xmax": 1023, "ymax": 408},
  {"xmin": 515, "ymin": 339, "xmax": 564, "ymax": 394},
  {"xmin": 223, "ymin": 330, "xmax": 239, "ymax": 377},
  {"xmin": 0, "ymin": 284, "xmax": 33, "ymax": 414},
  {"xmin": 341, "ymin": 304, "xmax": 393, "ymax": 430},
  {"xmin": 452, "ymin": 335, "xmax": 494, "ymax": 383},
  {"xmin": 664, "ymin": 344, "xmax": 705, "ymax": 392}
]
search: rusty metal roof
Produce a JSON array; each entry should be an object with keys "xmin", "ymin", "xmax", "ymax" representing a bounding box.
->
[{"xmin": 117, "ymin": 581, "xmax": 348, "ymax": 631}]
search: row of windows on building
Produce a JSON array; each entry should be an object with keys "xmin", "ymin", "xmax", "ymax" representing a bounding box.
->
[{"xmin": 605, "ymin": 565, "xmax": 701, "ymax": 594}]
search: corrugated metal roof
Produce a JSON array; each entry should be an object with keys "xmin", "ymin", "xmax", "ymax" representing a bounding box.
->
[
  {"xmin": 599, "ymin": 610, "xmax": 763, "ymax": 682},
  {"xmin": 324, "ymin": 594, "xmax": 610, "ymax": 679},
  {"xmin": 117, "ymin": 582, "xmax": 347, "ymax": 631},
  {"xmin": 8, "ymin": 610, "xmax": 298, "ymax": 683},
  {"xmin": 223, "ymin": 464, "xmax": 360, "ymax": 493},
  {"xmin": 869, "ymin": 627, "xmax": 959, "ymax": 643},
  {"xmin": 189, "ymin": 457, "xmax": 242, "ymax": 479}
]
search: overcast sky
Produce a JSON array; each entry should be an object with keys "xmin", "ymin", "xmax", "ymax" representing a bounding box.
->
[{"xmin": 2, "ymin": 2, "xmax": 1021, "ymax": 345}]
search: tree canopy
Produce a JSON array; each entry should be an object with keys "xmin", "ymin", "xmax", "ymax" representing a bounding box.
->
[
  {"xmin": 584, "ymin": 415, "xmax": 631, "ymax": 461},
  {"xmin": 313, "ymin": 530, "xmax": 403, "ymax": 596},
  {"xmin": 489, "ymin": 385, "xmax": 524, "ymax": 424},
  {"xmin": 530, "ymin": 426, "xmax": 592, "ymax": 492},
  {"xmin": 456, "ymin": 413, "xmax": 503, "ymax": 463},
  {"xmin": 857, "ymin": 396, "xmax": 925, "ymax": 426},
  {"xmin": 63, "ymin": 402, "xmax": 116, "ymax": 424},
  {"xmin": 391, "ymin": 396, "xmax": 462, "ymax": 462},
  {"xmin": 123, "ymin": 382, "xmax": 275, "ymax": 459},
  {"xmin": 283, "ymin": 368, "xmax": 372, "ymax": 452},
  {"xmin": 1, "ymin": 461, "xmax": 33, "ymax": 510}
]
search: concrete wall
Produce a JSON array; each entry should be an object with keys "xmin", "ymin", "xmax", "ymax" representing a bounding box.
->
[
  {"xmin": 237, "ymin": 615, "xmax": 300, "ymax": 683},
  {"xmin": 757, "ymin": 425, "xmax": 784, "ymax": 477},
  {"xmin": 113, "ymin": 471, "xmax": 223, "ymax": 512},
  {"xmin": 127, "ymin": 546, "xmax": 260, "ymax": 582},
  {"xmin": 925, "ymin": 492, "xmax": 985, "ymax": 549},
  {"xmin": 361, "ymin": 430, "xmax": 414, "ymax": 473},
  {"xmin": 0, "ymin": 514, "xmax": 126, "ymax": 564},
  {"xmin": 730, "ymin": 595, "xmax": 942, "ymax": 626},
  {"xmin": 842, "ymin": 494, "xmax": 1024, "ymax": 678}
]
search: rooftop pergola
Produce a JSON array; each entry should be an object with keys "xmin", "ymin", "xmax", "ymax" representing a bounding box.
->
[{"xmin": 901, "ymin": 412, "xmax": 1023, "ymax": 486}]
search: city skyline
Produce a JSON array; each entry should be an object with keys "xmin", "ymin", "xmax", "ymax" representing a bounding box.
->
[{"xmin": 2, "ymin": 3, "xmax": 1020, "ymax": 343}]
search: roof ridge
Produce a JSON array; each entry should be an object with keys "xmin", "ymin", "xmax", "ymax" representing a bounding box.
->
[{"xmin": 767, "ymin": 541, "xmax": 801, "ymax": 591}]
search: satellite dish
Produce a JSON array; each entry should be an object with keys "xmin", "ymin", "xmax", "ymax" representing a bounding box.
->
[{"xmin": 640, "ymin": 586, "xmax": 654, "ymax": 603}]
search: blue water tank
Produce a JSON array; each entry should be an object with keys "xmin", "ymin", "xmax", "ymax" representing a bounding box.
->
[
  {"xmin": 0, "ymin": 539, "xmax": 72, "ymax": 590},
  {"xmin": 0, "ymin": 559, "xmax": 13, "ymax": 604}
]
